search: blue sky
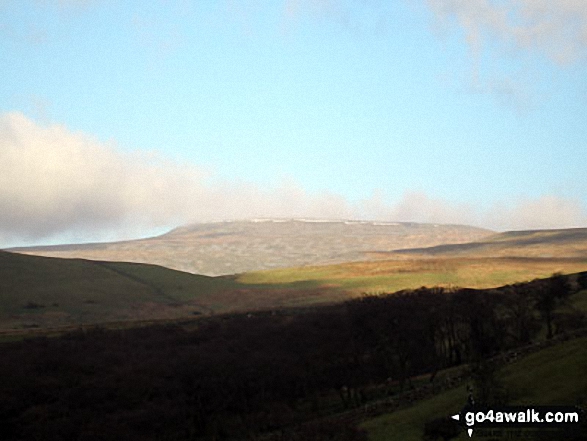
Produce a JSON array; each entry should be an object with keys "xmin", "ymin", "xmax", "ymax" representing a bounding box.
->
[{"xmin": 1, "ymin": 0, "xmax": 586, "ymax": 247}]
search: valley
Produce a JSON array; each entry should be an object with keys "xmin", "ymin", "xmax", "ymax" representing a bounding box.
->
[{"xmin": 2, "ymin": 221, "xmax": 587, "ymax": 440}]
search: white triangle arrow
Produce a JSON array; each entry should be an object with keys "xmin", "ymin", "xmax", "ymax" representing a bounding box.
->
[
  {"xmin": 451, "ymin": 414, "xmax": 460, "ymax": 421},
  {"xmin": 468, "ymin": 428, "xmax": 473, "ymax": 437}
]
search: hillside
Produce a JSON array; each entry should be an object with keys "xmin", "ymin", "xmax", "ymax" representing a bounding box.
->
[
  {"xmin": 361, "ymin": 335, "xmax": 587, "ymax": 441},
  {"xmin": 2, "ymin": 277, "xmax": 586, "ymax": 440},
  {"xmin": 3, "ymin": 249, "xmax": 587, "ymax": 333},
  {"xmin": 238, "ymin": 256, "xmax": 587, "ymax": 294},
  {"xmin": 0, "ymin": 250, "xmax": 234, "ymax": 330},
  {"xmin": 4, "ymin": 224, "xmax": 587, "ymax": 332},
  {"xmin": 386, "ymin": 228, "xmax": 587, "ymax": 259},
  {"xmin": 8, "ymin": 219, "xmax": 493, "ymax": 276},
  {"xmin": 0, "ymin": 249, "xmax": 349, "ymax": 331}
]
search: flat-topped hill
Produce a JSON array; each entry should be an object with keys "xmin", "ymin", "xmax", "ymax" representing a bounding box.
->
[{"xmin": 8, "ymin": 219, "xmax": 493, "ymax": 276}]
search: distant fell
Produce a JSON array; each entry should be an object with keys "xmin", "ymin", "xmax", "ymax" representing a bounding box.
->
[
  {"xmin": 389, "ymin": 227, "xmax": 587, "ymax": 258},
  {"xmin": 8, "ymin": 219, "xmax": 492, "ymax": 276}
]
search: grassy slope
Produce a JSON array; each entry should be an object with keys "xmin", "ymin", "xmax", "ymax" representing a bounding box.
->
[
  {"xmin": 3, "ymin": 228, "xmax": 587, "ymax": 331},
  {"xmin": 238, "ymin": 257, "xmax": 587, "ymax": 295},
  {"xmin": 3, "ymin": 250, "xmax": 587, "ymax": 331},
  {"xmin": 571, "ymin": 289, "xmax": 587, "ymax": 312},
  {"xmin": 102, "ymin": 261, "xmax": 346, "ymax": 312},
  {"xmin": 0, "ymin": 251, "xmax": 237, "ymax": 329},
  {"xmin": 0, "ymin": 251, "xmax": 347, "ymax": 331},
  {"xmin": 361, "ymin": 335, "xmax": 587, "ymax": 441}
]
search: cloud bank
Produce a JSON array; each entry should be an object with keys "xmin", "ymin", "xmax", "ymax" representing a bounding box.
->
[
  {"xmin": 389, "ymin": 192, "xmax": 587, "ymax": 232},
  {"xmin": 1, "ymin": 112, "xmax": 586, "ymax": 246},
  {"xmin": 0, "ymin": 112, "xmax": 356, "ymax": 245}
]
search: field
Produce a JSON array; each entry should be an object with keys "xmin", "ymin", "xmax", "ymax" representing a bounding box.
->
[
  {"xmin": 0, "ymin": 250, "xmax": 353, "ymax": 331},
  {"xmin": 3, "ymin": 247, "xmax": 587, "ymax": 332},
  {"xmin": 361, "ymin": 335, "xmax": 587, "ymax": 441},
  {"xmin": 238, "ymin": 257, "xmax": 587, "ymax": 294}
]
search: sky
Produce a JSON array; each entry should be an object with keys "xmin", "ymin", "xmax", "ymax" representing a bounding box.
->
[{"xmin": 1, "ymin": 0, "xmax": 586, "ymax": 247}]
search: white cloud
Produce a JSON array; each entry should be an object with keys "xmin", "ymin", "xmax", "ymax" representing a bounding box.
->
[
  {"xmin": 487, "ymin": 195, "xmax": 587, "ymax": 231},
  {"xmin": 387, "ymin": 192, "xmax": 478, "ymax": 226},
  {"xmin": 385, "ymin": 191, "xmax": 587, "ymax": 231},
  {"xmin": 281, "ymin": 0, "xmax": 587, "ymax": 66},
  {"xmin": 424, "ymin": 0, "xmax": 587, "ymax": 105},
  {"xmin": 426, "ymin": 0, "xmax": 587, "ymax": 66},
  {"xmin": 280, "ymin": 0, "xmax": 587, "ymax": 104},
  {"xmin": 0, "ymin": 112, "xmax": 355, "ymax": 245},
  {"xmin": 0, "ymin": 112, "xmax": 203, "ymax": 242},
  {"xmin": 1, "ymin": 112, "xmax": 585, "ymax": 247}
]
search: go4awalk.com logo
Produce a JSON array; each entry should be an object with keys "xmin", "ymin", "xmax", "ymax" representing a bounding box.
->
[{"xmin": 451, "ymin": 405, "xmax": 584, "ymax": 438}]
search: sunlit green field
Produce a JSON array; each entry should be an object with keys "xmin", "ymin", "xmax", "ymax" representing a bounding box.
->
[{"xmin": 238, "ymin": 257, "xmax": 587, "ymax": 294}]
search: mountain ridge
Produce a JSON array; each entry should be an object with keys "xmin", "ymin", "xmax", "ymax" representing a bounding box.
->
[{"xmin": 389, "ymin": 227, "xmax": 587, "ymax": 259}]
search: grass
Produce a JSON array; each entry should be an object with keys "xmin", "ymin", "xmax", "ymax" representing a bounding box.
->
[
  {"xmin": 0, "ymin": 251, "xmax": 344, "ymax": 331},
  {"xmin": 0, "ymin": 251, "xmax": 236, "ymax": 329},
  {"xmin": 361, "ymin": 385, "xmax": 468, "ymax": 441},
  {"xmin": 3, "ymin": 249, "xmax": 587, "ymax": 333},
  {"xmin": 238, "ymin": 257, "xmax": 587, "ymax": 295},
  {"xmin": 503, "ymin": 340, "xmax": 587, "ymax": 406},
  {"xmin": 360, "ymin": 336, "xmax": 587, "ymax": 441},
  {"xmin": 571, "ymin": 289, "xmax": 587, "ymax": 313}
]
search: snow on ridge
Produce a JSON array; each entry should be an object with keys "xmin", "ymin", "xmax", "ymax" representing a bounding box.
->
[
  {"xmin": 247, "ymin": 218, "xmax": 343, "ymax": 224},
  {"xmin": 192, "ymin": 218, "xmax": 424, "ymax": 227},
  {"xmin": 294, "ymin": 218, "xmax": 341, "ymax": 223},
  {"xmin": 245, "ymin": 218, "xmax": 405, "ymax": 226}
]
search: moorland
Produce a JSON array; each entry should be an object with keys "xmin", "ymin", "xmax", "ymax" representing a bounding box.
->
[{"xmin": 9, "ymin": 219, "xmax": 493, "ymax": 275}]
